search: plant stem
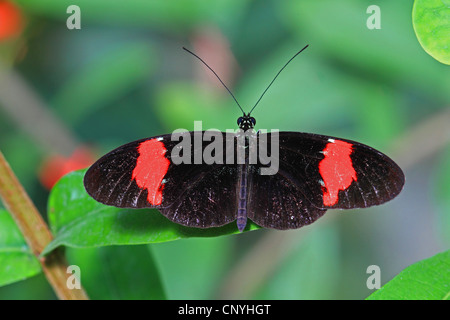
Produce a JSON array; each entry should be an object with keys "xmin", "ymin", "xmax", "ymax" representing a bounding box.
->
[{"xmin": 0, "ymin": 150, "xmax": 88, "ymax": 300}]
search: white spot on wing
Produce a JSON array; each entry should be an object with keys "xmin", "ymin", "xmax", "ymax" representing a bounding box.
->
[{"xmin": 328, "ymin": 138, "xmax": 335, "ymax": 143}]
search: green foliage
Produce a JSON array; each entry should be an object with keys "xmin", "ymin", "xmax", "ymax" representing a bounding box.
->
[
  {"xmin": 413, "ymin": 0, "xmax": 450, "ymax": 65},
  {"xmin": 0, "ymin": 210, "xmax": 41, "ymax": 286},
  {"xmin": 0, "ymin": 0, "xmax": 448, "ymax": 300},
  {"xmin": 43, "ymin": 169, "xmax": 260, "ymax": 255},
  {"xmin": 367, "ymin": 250, "xmax": 450, "ymax": 300}
]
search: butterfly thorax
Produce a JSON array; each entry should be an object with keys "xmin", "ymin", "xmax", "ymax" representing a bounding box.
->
[{"xmin": 237, "ymin": 113, "xmax": 256, "ymax": 131}]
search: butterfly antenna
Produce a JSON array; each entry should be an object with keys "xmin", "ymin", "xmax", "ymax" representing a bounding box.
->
[
  {"xmin": 182, "ymin": 47, "xmax": 245, "ymax": 115},
  {"xmin": 248, "ymin": 44, "xmax": 309, "ymax": 115}
]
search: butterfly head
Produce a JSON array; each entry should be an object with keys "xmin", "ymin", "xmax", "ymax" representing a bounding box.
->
[{"xmin": 237, "ymin": 113, "xmax": 256, "ymax": 131}]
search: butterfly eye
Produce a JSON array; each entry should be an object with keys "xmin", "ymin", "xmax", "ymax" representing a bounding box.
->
[
  {"xmin": 237, "ymin": 117, "xmax": 243, "ymax": 126},
  {"xmin": 250, "ymin": 117, "xmax": 256, "ymax": 126}
]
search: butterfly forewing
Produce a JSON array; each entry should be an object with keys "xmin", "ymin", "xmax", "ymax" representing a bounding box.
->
[
  {"xmin": 84, "ymin": 132, "xmax": 240, "ymax": 228},
  {"xmin": 258, "ymin": 132, "xmax": 404, "ymax": 211},
  {"xmin": 84, "ymin": 137, "xmax": 154, "ymax": 208}
]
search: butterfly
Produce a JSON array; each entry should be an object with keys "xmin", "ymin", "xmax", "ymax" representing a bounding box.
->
[{"xmin": 84, "ymin": 45, "xmax": 404, "ymax": 231}]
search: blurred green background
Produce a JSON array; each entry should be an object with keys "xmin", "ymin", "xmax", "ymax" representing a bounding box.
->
[{"xmin": 0, "ymin": 0, "xmax": 449, "ymax": 299}]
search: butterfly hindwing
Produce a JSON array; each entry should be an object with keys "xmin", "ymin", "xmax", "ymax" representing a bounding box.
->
[
  {"xmin": 247, "ymin": 164, "xmax": 327, "ymax": 230},
  {"xmin": 160, "ymin": 165, "xmax": 239, "ymax": 228}
]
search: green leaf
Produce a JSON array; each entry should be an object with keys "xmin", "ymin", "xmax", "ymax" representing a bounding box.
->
[
  {"xmin": 367, "ymin": 250, "xmax": 450, "ymax": 300},
  {"xmin": 66, "ymin": 245, "xmax": 166, "ymax": 299},
  {"xmin": 0, "ymin": 210, "xmax": 41, "ymax": 287},
  {"xmin": 43, "ymin": 169, "xmax": 261, "ymax": 255},
  {"xmin": 413, "ymin": 0, "xmax": 450, "ymax": 65}
]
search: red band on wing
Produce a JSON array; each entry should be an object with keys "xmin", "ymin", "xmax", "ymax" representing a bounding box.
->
[
  {"xmin": 132, "ymin": 139, "xmax": 170, "ymax": 205},
  {"xmin": 319, "ymin": 140, "xmax": 357, "ymax": 206}
]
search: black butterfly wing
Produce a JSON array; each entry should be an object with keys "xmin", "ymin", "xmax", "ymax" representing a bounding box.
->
[
  {"xmin": 247, "ymin": 164, "xmax": 327, "ymax": 230},
  {"xmin": 248, "ymin": 131, "xmax": 404, "ymax": 230},
  {"xmin": 159, "ymin": 165, "xmax": 239, "ymax": 228},
  {"xmin": 83, "ymin": 136, "xmax": 163, "ymax": 208},
  {"xmin": 281, "ymin": 132, "xmax": 404, "ymax": 209},
  {"xmin": 84, "ymin": 132, "xmax": 239, "ymax": 228}
]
